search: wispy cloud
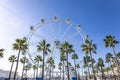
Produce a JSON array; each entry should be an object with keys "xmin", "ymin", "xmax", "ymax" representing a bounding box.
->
[{"xmin": 0, "ymin": 1, "xmax": 26, "ymax": 75}]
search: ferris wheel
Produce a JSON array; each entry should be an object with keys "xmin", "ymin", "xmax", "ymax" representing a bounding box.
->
[{"xmin": 26, "ymin": 16, "xmax": 86, "ymax": 69}]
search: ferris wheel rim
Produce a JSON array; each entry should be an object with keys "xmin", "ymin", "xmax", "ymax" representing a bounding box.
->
[{"xmin": 26, "ymin": 16, "xmax": 86, "ymax": 64}]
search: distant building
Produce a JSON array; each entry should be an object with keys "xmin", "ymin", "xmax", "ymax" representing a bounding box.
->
[{"xmin": 0, "ymin": 69, "xmax": 20, "ymax": 79}]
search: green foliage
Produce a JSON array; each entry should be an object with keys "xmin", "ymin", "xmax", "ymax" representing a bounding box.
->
[
  {"xmin": 104, "ymin": 35, "xmax": 119, "ymax": 48},
  {"xmin": 0, "ymin": 49, "xmax": 4, "ymax": 58},
  {"xmin": 9, "ymin": 55, "xmax": 16, "ymax": 62}
]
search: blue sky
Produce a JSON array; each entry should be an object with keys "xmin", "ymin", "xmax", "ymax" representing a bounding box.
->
[{"xmin": 0, "ymin": 0, "xmax": 120, "ymax": 76}]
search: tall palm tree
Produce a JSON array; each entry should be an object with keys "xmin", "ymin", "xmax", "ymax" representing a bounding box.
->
[
  {"xmin": 83, "ymin": 56, "xmax": 89, "ymax": 80},
  {"xmin": 85, "ymin": 56, "xmax": 91, "ymax": 79},
  {"xmin": 117, "ymin": 52, "xmax": 120, "ymax": 59},
  {"xmin": 97, "ymin": 58, "xmax": 105, "ymax": 79},
  {"xmin": 33, "ymin": 65, "xmax": 37, "ymax": 79},
  {"xmin": 59, "ymin": 52, "xmax": 66, "ymax": 80},
  {"xmin": 60, "ymin": 42, "xmax": 74, "ymax": 80},
  {"xmin": 81, "ymin": 35, "xmax": 97, "ymax": 80},
  {"xmin": 47, "ymin": 57, "xmax": 54, "ymax": 80},
  {"xmin": 84, "ymin": 71, "xmax": 88, "ymax": 80},
  {"xmin": 58, "ymin": 62, "xmax": 62, "ymax": 79},
  {"xmin": 34, "ymin": 55, "xmax": 42, "ymax": 78},
  {"xmin": 72, "ymin": 53, "xmax": 78, "ymax": 77},
  {"xmin": 104, "ymin": 35, "xmax": 119, "ymax": 71},
  {"xmin": 76, "ymin": 64, "xmax": 80, "ymax": 80},
  {"xmin": 20, "ymin": 56, "xmax": 28, "ymax": 79},
  {"xmin": 104, "ymin": 67, "xmax": 110, "ymax": 78},
  {"xmin": 105, "ymin": 53, "xmax": 115, "ymax": 75},
  {"xmin": 0, "ymin": 49, "xmax": 4, "ymax": 59},
  {"xmin": 24, "ymin": 63, "xmax": 32, "ymax": 78},
  {"xmin": 94, "ymin": 64, "xmax": 99, "ymax": 78},
  {"xmin": 51, "ymin": 64, "xmax": 55, "ymax": 78},
  {"xmin": 37, "ymin": 40, "xmax": 51, "ymax": 79},
  {"xmin": 13, "ymin": 38, "xmax": 27, "ymax": 80},
  {"xmin": 8, "ymin": 55, "xmax": 16, "ymax": 79}
]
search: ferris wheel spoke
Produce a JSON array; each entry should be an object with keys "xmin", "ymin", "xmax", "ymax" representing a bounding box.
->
[
  {"xmin": 33, "ymin": 33, "xmax": 53, "ymax": 41},
  {"xmin": 27, "ymin": 17, "xmax": 86, "ymax": 68},
  {"xmin": 60, "ymin": 24, "xmax": 72, "ymax": 41},
  {"xmin": 70, "ymin": 40, "xmax": 82, "ymax": 45},
  {"xmin": 64, "ymin": 31, "xmax": 79, "ymax": 42},
  {"xmin": 28, "ymin": 42, "xmax": 40, "ymax": 46},
  {"xmin": 49, "ymin": 22, "xmax": 56, "ymax": 40},
  {"xmin": 39, "ymin": 26, "xmax": 52, "ymax": 37},
  {"xmin": 58, "ymin": 20, "xmax": 62, "ymax": 39}
]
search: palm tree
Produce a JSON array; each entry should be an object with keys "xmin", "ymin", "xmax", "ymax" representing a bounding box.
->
[
  {"xmin": 104, "ymin": 35, "xmax": 119, "ymax": 71},
  {"xmin": 39, "ymin": 64, "xmax": 43, "ymax": 75},
  {"xmin": 117, "ymin": 52, "xmax": 120, "ymax": 59},
  {"xmin": 13, "ymin": 38, "xmax": 27, "ymax": 80},
  {"xmin": 86, "ymin": 56, "xmax": 91, "ymax": 79},
  {"xmin": 83, "ymin": 56, "xmax": 89, "ymax": 80},
  {"xmin": 105, "ymin": 53, "xmax": 115, "ymax": 75},
  {"xmin": 59, "ymin": 52, "xmax": 66, "ymax": 80},
  {"xmin": 33, "ymin": 65, "xmax": 37, "ymax": 79},
  {"xmin": 47, "ymin": 57, "xmax": 54, "ymax": 80},
  {"xmin": 51, "ymin": 64, "xmax": 55, "ymax": 78},
  {"xmin": 76, "ymin": 64, "xmax": 80, "ymax": 80},
  {"xmin": 104, "ymin": 67, "xmax": 110, "ymax": 77},
  {"xmin": 94, "ymin": 64, "xmax": 99, "ymax": 78},
  {"xmin": 37, "ymin": 40, "xmax": 51, "ymax": 79},
  {"xmin": 58, "ymin": 62, "xmax": 62, "ymax": 79},
  {"xmin": 8, "ymin": 55, "xmax": 16, "ymax": 79},
  {"xmin": 0, "ymin": 49, "xmax": 4, "ymax": 58},
  {"xmin": 20, "ymin": 56, "xmax": 28, "ymax": 79},
  {"xmin": 97, "ymin": 58, "xmax": 105, "ymax": 79},
  {"xmin": 24, "ymin": 63, "xmax": 32, "ymax": 78},
  {"xmin": 84, "ymin": 71, "xmax": 88, "ymax": 80},
  {"xmin": 34, "ymin": 55, "xmax": 42, "ymax": 78},
  {"xmin": 81, "ymin": 35, "xmax": 97, "ymax": 80},
  {"xmin": 72, "ymin": 53, "xmax": 78, "ymax": 77},
  {"xmin": 60, "ymin": 42, "xmax": 74, "ymax": 80}
]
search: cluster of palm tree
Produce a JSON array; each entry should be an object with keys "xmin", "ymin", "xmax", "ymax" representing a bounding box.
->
[
  {"xmin": 0, "ymin": 34, "xmax": 120, "ymax": 80},
  {"xmin": 8, "ymin": 38, "xmax": 30, "ymax": 80},
  {"xmin": 81, "ymin": 35, "xmax": 120, "ymax": 80}
]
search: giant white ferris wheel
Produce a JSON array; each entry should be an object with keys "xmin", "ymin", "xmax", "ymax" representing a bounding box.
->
[{"xmin": 26, "ymin": 16, "xmax": 86, "ymax": 77}]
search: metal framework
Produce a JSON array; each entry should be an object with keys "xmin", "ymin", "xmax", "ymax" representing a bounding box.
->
[{"xmin": 26, "ymin": 16, "xmax": 86, "ymax": 79}]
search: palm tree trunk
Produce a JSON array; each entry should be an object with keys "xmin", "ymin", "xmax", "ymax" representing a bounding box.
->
[
  {"xmin": 106, "ymin": 70, "xmax": 110, "ymax": 80},
  {"xmin": 49, "ymin": 66, "xmax": 51, "ymax": 80},
  {"xmin": 8, "ymin": 62, "xmax": 14, "ymax": 79},
  {"xmin": 60, "ymin": 67, "xmax": 61, "ymax": 79},
  {"xmin": 78, "ymin": 71, "xmax": 80, "ymax": 80},
  {"xmin": 86, "ymin": 55, "xmax": 90, "ymax": 79},
  {"xmin": 36, "ymin": 67, "xmax": 38, "ymax": 79},
  {"xmin": 109, "ymin": 62, "xmax": 116, "ymax": 80},
  {"xmin": 109, "ymin": 62, "xmax": 115, "ymax": 75},
  {"xmin": 82, "ymin": 67, "xmax": 84, "ymax": 77},
  {"xmin": 25, "ymin": 70, "xmax": 27, "ymax": 78},
  {"xmin": 89, "ymin": 52, "xmax": 96, "ymax": 80},
  {"xmin": 87, "ymin": 62, "xmax": 90, "ymax": 79},
  {"xmin": 74, "ymin": 59, "xmax": 77, "ymax": 77},
  {"xmin": 111, "ymin": 47, "xmax": 120, "ymax": 73},
  {"xmin": 13, "ymin": 49, "xmax": 21, "ymax": 80},
  {"xmin": 33, "ymin": 70, "xmax": 35, "ymax": 79},
  {"xmin": 21, "ymin": 63, "xmax": 25, "ymax": 79},
  {"xmin": 66, "ymin": 53, "xmax": 70, "ymax": 80},
  {"xmin": 42, "ymin": 50, "xmax": 45, "ymax": 80},
  {"xmin": 63, "ymin": 60, "xmax": 65, "ymax": 80},
  {"xmin": 101, "ymin": 66, "xmax": 104, "ymax": 80}
]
